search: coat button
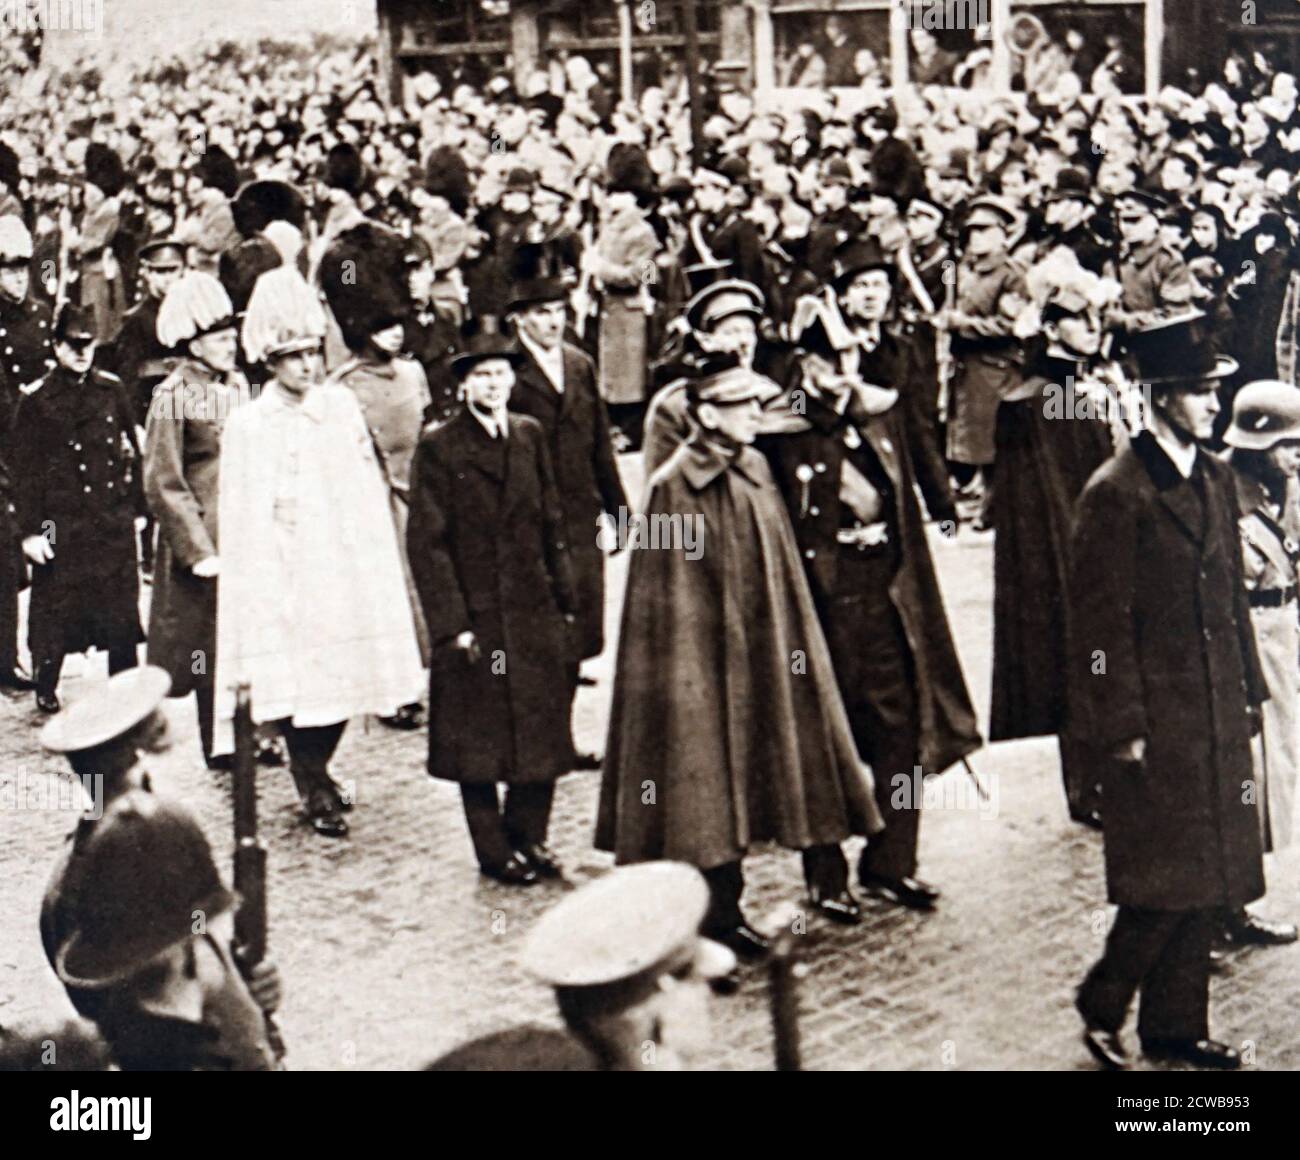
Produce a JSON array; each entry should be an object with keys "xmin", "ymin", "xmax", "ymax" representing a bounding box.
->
[
  {"xmin": 809, "ymin": 506, "xmax": 820, "ymax": 516},
  {"xmin": 804, "ymin": 549, "xmax": 815, "ymax": 559},
  {"xmin": 814, "ymin": 462, "xmax": 826, "ymax": 473},
  {"xmin": 79, "ymin": 464, "xmax": 85, "ymax": 471},
  {"xmin": 83, "ymin": 485, "xmax": 90, "ymax": 493}
]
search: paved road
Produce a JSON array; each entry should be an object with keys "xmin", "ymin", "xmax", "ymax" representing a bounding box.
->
[{"xmin": 2, "ymin": 455, "xmax": 1298, "ymax": 1070}]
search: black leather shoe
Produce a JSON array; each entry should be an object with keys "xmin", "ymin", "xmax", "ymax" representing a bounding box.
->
[
  {"xmin": 810, "ymin": 889, "xmax": 862, "ymax": 925},
  {"xmin": 35, "ymin": 690, "xmax": 60, "ymax": 714},
  {"xmin": 306, "ymin": 810, "xmax": 349, "ymax": 838},
  {"xmin": 378, "ymin": 703, "xmax": 424, "ymax": 730},
  {"xmin": 860, "ymin": 873, "xmax": 939, "ymax": 910},
  {"xmin": 1226, "ymin": 913, "xmax": 1298, "ymax": 947},
  {"xmin": 206, "ymin": 754, "xmax": 234, "ymax": 772},
  {"xmin": 520, "ymin": 843, "xmax": 562, "ymax": 878},
  {"xmin": 481, "ymin": 854, "xmax": 539, "ymax": 886},
  {"xmin": 706, "ymin": 922, "xmax": 771, "ymax": 962},
  {"xmin": 256, "ymin": 736, "xmax": 286, "ymax": 766},
  {"xmin": 1142, "ymin": 1038, "xmax": 1240, "ymax": 1070},
  {"xmin": 0, "ymin": 666, "xmax": 34, "ymax": 692},
  {"xmin": 1082, "ymin": 1026, "xmax": 1129, "ymax": 1070},
  {"xmin": 571, "ymin": 751, "xmax": 603, "ymax": 771},
  {"xmin": 709, "ymin": 969, "xmax": 743, "ymax": 996},
  {"xmin": 1071, "ymin": 809, "xmax": 1103, "ymax": 831}
]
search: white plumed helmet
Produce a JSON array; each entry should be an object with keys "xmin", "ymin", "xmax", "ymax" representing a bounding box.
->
[
  {"xmin": 156, "ymin": 271, "xmax": 234, "ymax": 348},
  {"xmin": 0, "ymin": 214, "xmax": 33, "ymax": 261},
  {"xmin": 241, "ymin": 265, "xmax": 326, "ymax": 365}
]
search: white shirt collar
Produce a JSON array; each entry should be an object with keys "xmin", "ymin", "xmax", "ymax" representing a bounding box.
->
[
  {"xmin": 1152, "ymin": 430, "xmax": 1198, "ymax": 479},
  {"xmin": 469, "ymin": 404, "xmax": 508, "ymax": 440},
  {"xmin": 519, "ymin": 332, "xmax": 564, "ymax": 391}
]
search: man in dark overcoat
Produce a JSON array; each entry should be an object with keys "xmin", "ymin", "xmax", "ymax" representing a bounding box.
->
[
  {"xmin": 1070, "ymin": 313, "xmax": 1267, "ymax": 1072},
  {"xmin": 507, "ymin": 275, "xmax": 627, "ymax": 669},
  {"xmin": 407, "ymin": 333, "xmax": 578, "ymax": 886},
  {"xmin": 758, "ymin": 303, "xmax": 980, "ymax": 920},
  {"xmin": 11, "ymin": 305, "xmax": 143, "ymax": 713}
]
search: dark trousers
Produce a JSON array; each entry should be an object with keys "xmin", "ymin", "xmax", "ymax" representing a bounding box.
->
[
  {"xmin": 36, "ymin": 643, "xmax": 137, "ymax": 699},
  {"xmin": 1078, "ymin": 906, "xmax": 1215, "ymax": 1043},
  {"xmin": 279, "ymin": 719, "xmax": 347, "ymax": 811},
  {"xmin": 459, "ymin": 781, "xmax": 555, "ymax": 869},
  {"xmin": 606, "ymin": 402, "xmax": 646, "ymax": 450},
  {"xmin": 702, "ymin": 860, "xmax": 746, "ymax": 933},
  {"xmin": 0, "ymin": 557, "xmax": 19, "ymax": 671},
  {"xmin": 825, "ymin": 550, "xmax": 923, "ymax": 882},
  {"xmin": 196, "ymin": 678, "xmax": 215, "ymax": 760}
]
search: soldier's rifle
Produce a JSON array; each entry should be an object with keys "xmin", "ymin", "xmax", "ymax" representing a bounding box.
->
[{"xmin": 232, "ymin": 681, "xmax": 287, "ymax": 1061}]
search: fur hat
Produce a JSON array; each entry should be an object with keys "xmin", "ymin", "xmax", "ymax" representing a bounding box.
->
[
  {"xmin": 195, "ymin": 145, "xmax": 239, "ymax": 198},
  {"xmin": 324, "ymin": 141, "xmax": 366, "ymax": 198},
  {"xmin": 320, "ymin": 221, "xmax": 412, "ymax": 353},
  {"xmin": 84, "ymin": 142, "xmax": 126, "ymax": 198},
  {"xmin": 230, "ymin": 179, "xmax": 308, "ymax": 237}
]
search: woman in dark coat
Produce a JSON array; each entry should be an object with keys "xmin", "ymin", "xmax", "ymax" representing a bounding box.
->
[
  {"xmin": 144, "ymin": 271, "xmax": 251, "ymax": 767},
  {"xmin": 407, "ymin": 334, "xmax": 578, "ymax": 886},
  {"xmin": 991, "ymin": 280, "xmax": 1119, "ymax": 826}
]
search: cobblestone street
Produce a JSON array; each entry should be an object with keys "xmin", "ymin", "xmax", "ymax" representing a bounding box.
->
[{"xmin": 2, "ymin": 457, "xmax": 1298, "ymax": 1071}]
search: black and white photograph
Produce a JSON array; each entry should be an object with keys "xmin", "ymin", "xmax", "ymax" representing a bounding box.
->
[{"xmin": 1, "ymin": 0, "xmax": 1299, "ymax": 1119}]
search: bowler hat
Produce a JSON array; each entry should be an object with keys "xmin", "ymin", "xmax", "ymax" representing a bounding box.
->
[
  {"xmin": 1224, "ymin": 380, "xmax": 1300, "ymax": 450},
  {"xmin": 450, "ymin": 331, "xmax": 525, "ymax": 379}
]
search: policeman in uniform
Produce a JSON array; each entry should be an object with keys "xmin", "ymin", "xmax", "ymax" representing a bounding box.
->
[
  {"xmin": 40, "ymin": 666, "xmax": 282, "ymax": 1071},
  {"xmin": 0, "ymin": 214, "xmax": 49, "ymax": 691},
  {"xmin": 11, "ymin": 304, "xmax": 144, "ymax": 712},
  {"xmin": 100, "ymin": 238, "xmax": 185, "ymax": 425},
  {"xmin": 427, "ymin": 863, "xmax": 736, "ymax": 1071}
]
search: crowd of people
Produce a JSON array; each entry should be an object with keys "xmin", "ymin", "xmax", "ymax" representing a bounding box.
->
[{"xmin": 4, "ymin": 26, "xmax": 1300, "ymax": 1071}]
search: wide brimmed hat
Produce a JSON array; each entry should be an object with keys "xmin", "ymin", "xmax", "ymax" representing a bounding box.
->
[
  {"xmin": 450, "ymin": 332, "xmax": 525, "ymax": 379},
  {"xmin": 1129, "ymin": 311, "xmax": 1238, "ymax": 386},
  {"xmin": 55, "ymin": 796, "xmax": 235, "ymax": 989},
  {"xmin": 1224, "ymin": 380, "xmax": 1300, "ymax": 450},
  {"xmin": 40, "ymin": 667, "xmax": 172, "ymax": 754}
]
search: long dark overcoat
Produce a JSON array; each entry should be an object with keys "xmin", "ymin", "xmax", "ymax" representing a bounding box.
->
[
  {"xmin": 595, "ymin": 436, "xmax": 883, "ymax": 870},
  {"xmin": 1069, "ymin": 433, "xmax": 1267, "ymax": 911},
  {"xmin": 759, "ymin": 396, "xmax": 981, "ymax": 777},
  {"xmin": 143, "ymin": 360, "xmax": 250, "ymax": 696},
  {"xmin": 990, "ymin": 358, "xmax": 1113, "ymax": 740},
  {"xmin": 508, "ymin": 341, "xmax": 627, "ymax": 661},
  {"xmin": 407, "ymin": 410, "xmax": 577, "ymax": 786},
  {"xmin": 10, "ymin": 366, "xmax": 143, "ymax": 658}
]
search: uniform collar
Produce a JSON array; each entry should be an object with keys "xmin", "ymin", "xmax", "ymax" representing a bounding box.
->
[{"xmin": 675, "ymin": 434, "xmax": 766, "ymax": 490}]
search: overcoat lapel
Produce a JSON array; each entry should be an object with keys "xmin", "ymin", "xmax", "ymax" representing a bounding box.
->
[{"xmin": 1133, "ymin": 432, "xmax": 1205, "ymax": 544}]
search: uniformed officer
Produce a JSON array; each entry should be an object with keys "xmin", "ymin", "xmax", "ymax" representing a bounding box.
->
[
  {"xmin": 941, "ymin": 196, "xmax": 1029, "ymax": 531},
  {"xmin": 144, "ymin": 272, "xmax": 251, "ymax": 767},
  {"xmin": 11, "ymin": 304, "xmax": 144, "ymax": 713},
  {"xmin": 0, "ymin": 214, "xmax": 48, "ymax": 692},
  {"xmin": 758, "ymin": 305, "xmax": 980, "ymax": 918},
  {"xmin": 427, "ymin": 863, "xmax": 736, "ymax": 1071},
  {"xmin": 100, "ymin": 238, "xmax": 185, "ymax": 426},
  {"xmin": 642, "ymin": 279, "xmax": 784, "ymax": 473},
  {"xmin": 1108, "ymin": 185, "xmax": 1196, "ymax": 339},
  {"xmin": 39, "ymin": 666, "xmax": 282, "ymax": 1071}
]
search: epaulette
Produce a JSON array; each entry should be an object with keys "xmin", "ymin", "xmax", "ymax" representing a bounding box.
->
[{"xmin": 95, "ymin": 369, "xmax": 122, "ymax": 383}]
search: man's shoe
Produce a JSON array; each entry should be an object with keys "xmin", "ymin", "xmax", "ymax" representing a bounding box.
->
[
  {"xmin": 1071, "ymin": 809, "xmax": 1103, "ymax": 831},
  {"xmin": 0, "ymin": 665, "xmax": 34, "ymax": 692},
  {"xmin": 709, "ymin": 969, "xmax": 743, "ymax": 996},
  {"xmin": 378, "ymin": 703, "xmax": 424, "ymax": 730},
  {"xmin": 481, "ymin": 854, "xmax": 539, "ymax": 886},
  {"xmin": 1142, "ymin": 1038, "xmax": 1240, "ymax": 1070},
  {"xmin": 1226, "ymin": 912, "xmax": 1298, "ymax": 947},
  {"xmin": 810, "ymin": 889, "xmax": 862, "ymax": 925},
  {"xmin": 256, "ymin": 736, "xmax": 287, "ymax": 766},
  {"xmin": 860, "ymin": 873, "xmax": 939, "ymax": 910},
  {"xmin": 706, "ymin": 923, "xmax": 771, "ymax": 962},
  {"xmin": 35, "ymin": 690, "xmax": 59, "ymax": 714},
  {"xmin": 206, "ymin": 754, "xmax": 234, "ymax": 772},
  {"xmin": 1082, "ymin": 1027, "xmax": 1130, "ymax": 1071},
  {"xmin": 519, "ymin": 843, "xmax": 562, "ymax": 878},
  {"xmin": 306, "ymin": 809, "xmax": 349, "ymax": 838},
  {"xmin": 571, "ymin": 751, "xmax": 603, "ymax": 771}
]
